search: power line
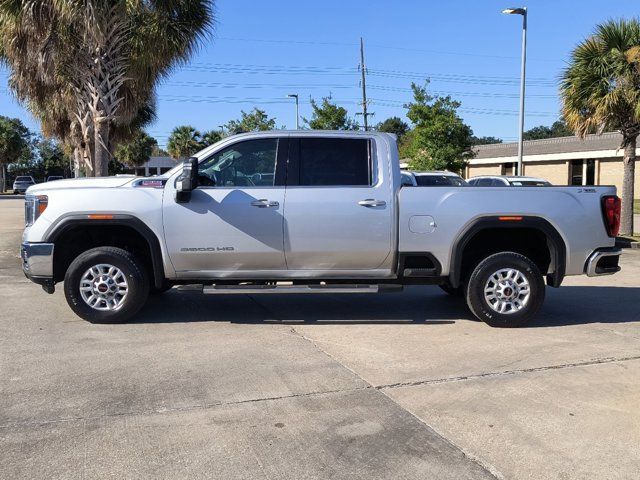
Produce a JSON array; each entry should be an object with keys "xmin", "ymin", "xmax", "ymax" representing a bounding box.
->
[{"xmin": 214, "ymin": 36, "xmax": 562, "ymax": 63}]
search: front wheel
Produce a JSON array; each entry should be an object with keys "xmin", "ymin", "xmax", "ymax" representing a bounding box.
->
[
  {"xmin": 466, "ymin": 252, "xmax": 545, "ymax": 328},
  {"xmin": 64, "ymin": 247, "xmax": 149, "ymax": 323}
]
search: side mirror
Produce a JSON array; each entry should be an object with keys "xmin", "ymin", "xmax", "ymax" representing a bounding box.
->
[{"xmin": 175, "ymin": 157, "xmax": 199, "ymax": 203}]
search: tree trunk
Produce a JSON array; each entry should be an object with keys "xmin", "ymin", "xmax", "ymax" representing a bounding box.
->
[
  {"xmin": 0, "ymin": 163, "xmax": 6, "ymax": 193},
  {"xmin": 620, "ymin": 136, "xmax": 636, "ymax": 237},
  {"xmin": 0, "ymin": 163, "xmax": 5, "ymax": 193},
  {"xmin": 94, "ymin": 121, "xmax": 110, "ymax": 177}
]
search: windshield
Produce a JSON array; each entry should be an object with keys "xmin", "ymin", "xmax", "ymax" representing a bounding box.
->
[
  {"xmin": 414, "ymin": 175, "xmax": 466, "ymax": 187},
  {"xmin": 15, "ymin": 176, "xmax": 33, "ymax": 182}
]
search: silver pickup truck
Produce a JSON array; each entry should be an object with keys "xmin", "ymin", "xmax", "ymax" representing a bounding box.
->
[{"xmin": 21, "ymin": 131, "xmax": 622, "ymax": 327}]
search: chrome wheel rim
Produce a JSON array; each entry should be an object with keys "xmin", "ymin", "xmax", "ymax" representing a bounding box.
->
[
  {"xmin": 484, "ymin": 268, "xmax": 530, "ymax": 314},
  {"xmin": 79, "ymin": 264, "xmax": 129, "ymax": 311}
]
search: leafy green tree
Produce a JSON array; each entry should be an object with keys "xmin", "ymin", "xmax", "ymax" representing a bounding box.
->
[
  {"xmin": 167, "ymin": 126, "xmax": 202, "ymax": 160},
  {"xmin": 523, "ymin": 119, "xmax": 573, "ymax": 141},
  {"xmin": 376, "ymin": 116, "xmax": 409, "ymax": 140},
  {"xmin": 470, "ymin": 136, "xmax": 503, "ymax": 146},
  {"xmin": 114, "ymin": 130, "xmax": 158, "ymax": 167},
  {"xmin": 400, "ymin": 83, "xmax": 474, "ymax": 172},
  {"xmin": 0, "ymin": 116, "xmax": 31, "ymax": 191},
  {"xmin": 37, "ymin": 137, "xmax": 71, "ymax": 177},
  {"xmin": 0, "ymin": 0, "xmax": 214, "ymax": 176},
  {"xmin": 304, "ymin": 97, "xmax": 358, "ymax": 130},
  {"xmin": 226, "ymin": 109, "xmax": 276, "ymax": 134},
  {"xmin": 561, "ymin": 19, "xmax": 640, "ymax": 235}
]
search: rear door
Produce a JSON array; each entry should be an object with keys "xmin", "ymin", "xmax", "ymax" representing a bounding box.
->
[{"xmin": 283, "ymin": 136, "xmax": 393, "ymax": 273}]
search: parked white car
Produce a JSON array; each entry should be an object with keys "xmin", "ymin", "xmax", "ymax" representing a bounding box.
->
[
  {"xmin": 21, "ymin": 131, "xmax": 621, "ymax": 327},
  {"xmin": 13, "ymin": 176, "xmax": 36, "ymax": 194},
  {"xmin": 401, "ymin": 171, "xmax": 467, "ymax": 187},
  {"xmin": 468, "ymin": 175, "xmax": 552, "ymax": 187}
]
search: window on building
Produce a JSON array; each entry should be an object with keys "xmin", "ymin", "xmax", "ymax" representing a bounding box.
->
[
  {"xmin": 570, "ymin": 160, "xmax": 583, "ymax": 185},
  {"xmin": 569, "ymin": 159, "xmax": 595, "ymax": 186},
  {"xmin": 502, "ymin": 162, "xmax": 516, "ymax": 176}
]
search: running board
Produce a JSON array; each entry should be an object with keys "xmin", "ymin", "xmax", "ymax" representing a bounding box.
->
[{"xmin": 201, "ymin": 283, "xmax": 402, "ymax": 295}]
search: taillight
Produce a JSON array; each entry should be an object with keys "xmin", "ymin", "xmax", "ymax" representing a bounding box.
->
[{"xmin": 602, "ymin": 196, "xmax": 621, "ymax": 237}]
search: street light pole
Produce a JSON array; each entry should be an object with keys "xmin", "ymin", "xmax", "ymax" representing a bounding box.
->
[
  {"xmin": 287, "ymin": 94, "xmax": 299, "ymax": 129},
  {"xmin": 503, "ymin": 7, "xmax": 527, "ymax": 176}
]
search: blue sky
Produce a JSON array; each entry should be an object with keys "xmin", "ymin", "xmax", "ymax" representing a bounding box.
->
[{"xmin": 0, "ymin": 0, "xmax": 637, "ymax": 148}]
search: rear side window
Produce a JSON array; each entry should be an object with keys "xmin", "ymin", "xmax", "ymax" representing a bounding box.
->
[
  {"xmin": 296, "ymin": 138, "xmax": 371, "ymax": 186},
  {"xmin": 15, "ymin": 176, "xmax": 32, "ymax": 182}
]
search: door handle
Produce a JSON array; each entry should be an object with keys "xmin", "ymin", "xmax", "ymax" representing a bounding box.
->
[
  {"xmin": 358, "ymin": 199, "xmax": 386, "ymax": 207},
  {"xmin": 251, "ymin": 199, "xmax": 279, "ymax": 208}
]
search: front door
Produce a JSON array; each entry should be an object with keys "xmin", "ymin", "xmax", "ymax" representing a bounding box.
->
[
  {"xmin": 283, "ymin": 136, "xmax": 393, "ymax": 273},
  {"xmin": 163, "ymin": 137, "xmax": 287, "ymax": 277}
]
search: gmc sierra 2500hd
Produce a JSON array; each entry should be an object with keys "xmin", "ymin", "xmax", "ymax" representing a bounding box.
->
[{"xmin": 21, "ymin": 131, "xmax": 622, "ymax": 327}]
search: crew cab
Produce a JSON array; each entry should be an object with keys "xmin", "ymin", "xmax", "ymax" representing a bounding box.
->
[{"xmin": 21, "ymin": 131, "xmax": 622, "ymax": 327}]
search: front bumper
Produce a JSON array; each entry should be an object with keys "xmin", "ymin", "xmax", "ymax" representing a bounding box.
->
[
  {"xmin": 585, "ymin": 247, "xmax": 621, "ymax": 277},
  {"xmin": 21, "ymin": 242, "xmax": 55, "ymax": 292}
]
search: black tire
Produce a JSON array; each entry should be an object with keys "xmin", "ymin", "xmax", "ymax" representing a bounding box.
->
[
  {"xmin": 466, "ymin": 252, "xmax": 545, "ymax": 328},
  {"xmin": 64, "ymin": 246, "xmax": 149, "ymax": 323},
  {"xmin": 439, "ymin": 283, "xmax": 464, "ymax": 296}
]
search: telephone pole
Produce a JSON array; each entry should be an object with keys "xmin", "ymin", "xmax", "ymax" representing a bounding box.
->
[{"xmin": 358, "ymin": 37, "xmax": 374, "ymax": 131}]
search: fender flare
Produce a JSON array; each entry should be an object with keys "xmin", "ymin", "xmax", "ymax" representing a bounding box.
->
[
  {"xmin": 449, "ymin": 216, "xmax": 566, "ymax": 288},
  {"xmin": 45, "ymin": 214, "xmax": 165, "ymax": 289}
]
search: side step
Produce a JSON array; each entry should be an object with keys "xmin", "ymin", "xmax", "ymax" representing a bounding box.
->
[{"xmin": 201, "ymin": 283, "xmax": 402, "ymax": 295}]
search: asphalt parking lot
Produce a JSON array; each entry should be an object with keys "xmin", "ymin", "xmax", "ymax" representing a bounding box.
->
[{"xmin": 1, "ymin": 196, "xmax": 639, "ymax": 480}]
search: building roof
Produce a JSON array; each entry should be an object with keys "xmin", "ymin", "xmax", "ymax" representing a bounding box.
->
[{"xmin": 474, "ymin": 132, "xmax": 623, "ymax": 160}]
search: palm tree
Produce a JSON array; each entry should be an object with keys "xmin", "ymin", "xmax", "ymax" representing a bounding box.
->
[
  {"xmin": 167, "ymin": 126, "xmax": 202, "ymax": 159},
  {"xmin": 561, "ymin": 19, "xmax": 640, "ymax": 236},
  {"xmin": 0, "ymin": 0, "xmax": 214, "ymax": 176},
  {"xmin": 200, "ymin": 129, "xmax": 223, "ymax": 148}
]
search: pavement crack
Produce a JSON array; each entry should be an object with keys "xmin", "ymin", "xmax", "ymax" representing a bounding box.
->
[
  {"xmin": 377, "ymin": 355, "xmax": 640, "ymax": 390},
  {"xmin": 0, "ymin": 386, "xmax": 370, "ymax": 430}
]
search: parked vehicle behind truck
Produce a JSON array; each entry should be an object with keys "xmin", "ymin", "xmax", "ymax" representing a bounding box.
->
[{"xmin": 21, "ymin": 131, "xmax": 622, "ymax": 327}]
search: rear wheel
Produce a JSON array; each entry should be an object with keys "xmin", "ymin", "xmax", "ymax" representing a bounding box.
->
[
  {"xmin": 466, "ymin": 252, "xmax": 545, "ymax": 328},
  {"xmin": 64, "ymin": 247, "xmax": 149, "ymax": 323}
]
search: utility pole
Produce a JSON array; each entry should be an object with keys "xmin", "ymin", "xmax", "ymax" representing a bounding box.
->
[{"xmin": 358, "ymin": 37, "xmax": 374, "ymax": 131}]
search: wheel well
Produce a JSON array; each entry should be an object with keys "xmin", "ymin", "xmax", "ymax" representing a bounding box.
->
[
  {"xmin": 51, "ymin": 224, "xmax": 157, "ymax": 285},
  {"xmin": 455, "ymin": 227, "xmax": 556, "ymax": 287}
]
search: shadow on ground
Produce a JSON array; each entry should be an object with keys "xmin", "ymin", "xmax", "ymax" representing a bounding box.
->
[{"xmin": 132, "ymin": 285, "xmax": 640, "ymax": 327}]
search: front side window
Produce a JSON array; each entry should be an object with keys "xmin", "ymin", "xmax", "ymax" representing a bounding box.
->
[
  {"xmin": 198, "ymin": 138, "xmax": 278, "ymax": 187},
  {"xmin": 298, "ymin": 138, "xmax": 371, "ymax": 186}
]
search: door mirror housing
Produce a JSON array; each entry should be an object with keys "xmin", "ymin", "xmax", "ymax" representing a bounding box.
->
[{"xmin": 176, "ymin": 157, "xmax": 199, "ymax": 203}]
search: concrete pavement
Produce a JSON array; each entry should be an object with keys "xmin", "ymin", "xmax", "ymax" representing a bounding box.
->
[
  {"xmin": 0, "ymin": 196, "xmax": 494, "ymax": 479},
  {"xmin": 1, "ymin": 196, "xmax": 639, "ymax": 479}
]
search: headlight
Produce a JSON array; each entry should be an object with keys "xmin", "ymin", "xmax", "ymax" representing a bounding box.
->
[{"xmin": 24, "ymin": 195, "xmax": 48, "ymax": 227}]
